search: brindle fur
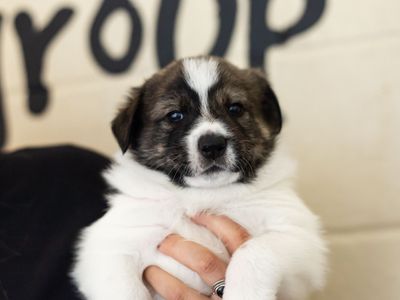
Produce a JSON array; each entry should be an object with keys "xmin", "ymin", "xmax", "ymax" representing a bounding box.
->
[{"xmin": 112, "ymin": 56, "xmax": 282, "ymax": 186}]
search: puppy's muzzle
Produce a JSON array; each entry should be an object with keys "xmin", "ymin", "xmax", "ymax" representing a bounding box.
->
[{"xmin": 198, "ymin": 134, "xmax": 227, "ymax": 160}]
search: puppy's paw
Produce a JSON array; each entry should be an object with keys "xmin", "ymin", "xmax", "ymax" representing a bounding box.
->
[
  {"xmin": 132, "ymin": 287, "xmax": 153, "ymax": 300},
  {"xmin": 222, "ymin": 238, "xmax": 279, "ymax": 300}
]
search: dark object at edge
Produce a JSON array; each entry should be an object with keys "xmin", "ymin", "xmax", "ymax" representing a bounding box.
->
[{"xmin": 0, "ymin": 145, "xmax": 111, "ymax": 300}]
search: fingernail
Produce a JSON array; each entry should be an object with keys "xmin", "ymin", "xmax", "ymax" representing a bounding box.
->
[
  {"xmin": 157, "ymin": 236, "xmax": 168, "ymax": 250},
  {"xmin": 191, "ymin": 215, "xmax": 201, "ymax": 223},
  {"xmin": 157, "ymin": 233, "xmax": 175, "ymax": 249}
]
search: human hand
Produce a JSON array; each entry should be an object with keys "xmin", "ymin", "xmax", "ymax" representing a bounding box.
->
[{"xmin": 143, "ymin": 214, "xmax": 250, "ymax": 299}]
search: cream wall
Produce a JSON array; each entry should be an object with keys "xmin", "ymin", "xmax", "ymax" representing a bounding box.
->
[{"xmin": 1, "ymin": 1, "xmax": 399, "ymax": 299}]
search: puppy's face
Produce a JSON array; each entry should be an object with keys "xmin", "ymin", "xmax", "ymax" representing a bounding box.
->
[{"xmin": 112, "ymin": 57, "xmax": 282, "ymax": 187}]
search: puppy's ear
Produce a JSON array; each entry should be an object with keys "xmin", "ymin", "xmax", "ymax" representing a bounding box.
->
[
  {"xmin": 111, "ymin": 87, "xmax": 143, "ymax": 153},
  {"xmin": 249, "ymin": 69, "xmax": 282, "ymax": 135}
]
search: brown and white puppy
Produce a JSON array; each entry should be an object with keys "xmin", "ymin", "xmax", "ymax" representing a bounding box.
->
[
  {"xmin": 112, "ymin": 57, "xmax": 281, "ymax": 186},
  {"xmin": 72, "ymin": 56, "xmax": 326, "ymax": 300}
]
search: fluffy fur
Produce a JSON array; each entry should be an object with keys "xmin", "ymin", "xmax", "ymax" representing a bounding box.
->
[{"xmin": 71, "ymin": 57, "xmax": 327, "ymax": 300}]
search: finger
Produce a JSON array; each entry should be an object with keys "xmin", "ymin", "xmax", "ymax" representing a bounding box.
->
[
  {"xmin": 192, "ymin": 214, "xmax": 250, "ymax": 255},
  {"xmin": 159, "ymin": 234, "xmax": 227, "ymax": 285},
  {"xmin": 144, "ymin": 266, "xmax": 210, "ymax": 300}
]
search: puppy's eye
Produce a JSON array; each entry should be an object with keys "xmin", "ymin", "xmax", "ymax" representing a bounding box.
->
[
  {"xmin": 167, "ymin": 111, "xmax": 184, "ymax": 122},
  {"xmin": 228, "ymin": 103, "xmax": 244, "ymax": 117}
]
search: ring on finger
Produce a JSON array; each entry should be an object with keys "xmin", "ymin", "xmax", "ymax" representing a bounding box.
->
[{"xmin": 211, "ymin": 279, "xmax": 225, "ymax": 298}]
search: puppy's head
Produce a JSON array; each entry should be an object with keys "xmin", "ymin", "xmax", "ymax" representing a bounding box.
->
[{"xmin": 112, "ymin": 56, "xmax": 282, "ymax": 187}]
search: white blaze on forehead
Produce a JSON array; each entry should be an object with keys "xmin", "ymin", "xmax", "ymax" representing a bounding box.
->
[{"xmin": 182, "ymin": 57, "xmax": 219, "ymax": 117}]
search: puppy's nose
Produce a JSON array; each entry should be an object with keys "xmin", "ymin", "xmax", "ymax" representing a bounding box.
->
[{"xmin": 198, "ymin": 134, "xmax": 227, "ymax": 160}]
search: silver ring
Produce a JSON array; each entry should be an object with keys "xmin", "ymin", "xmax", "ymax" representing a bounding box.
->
[{"xmin": 212, "ymin": 279, "xmax": 225, "ymax": 298}]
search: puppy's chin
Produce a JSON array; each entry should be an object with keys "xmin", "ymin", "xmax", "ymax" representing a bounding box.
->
[{"xmin": 184, "ymin": 171, "xmax": 240, "ymax": 188}]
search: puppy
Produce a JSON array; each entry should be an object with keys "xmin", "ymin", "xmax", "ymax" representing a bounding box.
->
[{"xmin": 71, "ymin": 56, "xmax": 327, "ymax": 300}]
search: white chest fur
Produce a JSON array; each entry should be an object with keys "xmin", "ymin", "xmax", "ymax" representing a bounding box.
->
[{"xmin": 71, "ymin": 147, "xmax": 326, "ymax": 300}]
